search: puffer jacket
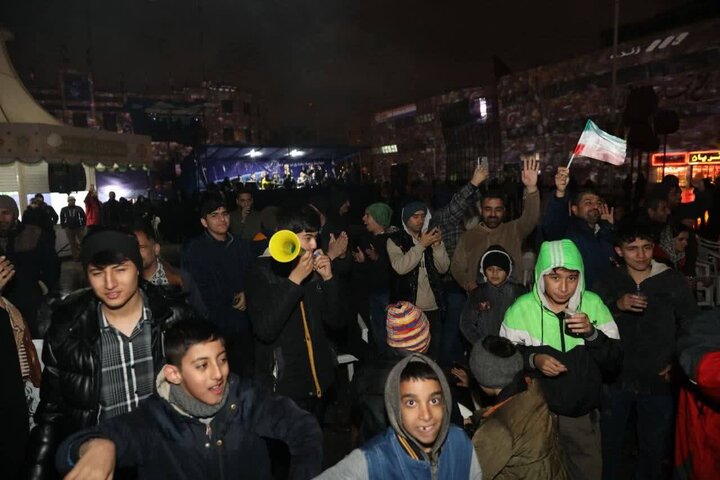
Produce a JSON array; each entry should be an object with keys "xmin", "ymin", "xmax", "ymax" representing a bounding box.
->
[
  {"xmin": 27, "ymin": 282, "xmax": 196, "ymax": 480},
  {"xmin": 472, "ymin": 380, "xmax": 567, "ymax": 479}
]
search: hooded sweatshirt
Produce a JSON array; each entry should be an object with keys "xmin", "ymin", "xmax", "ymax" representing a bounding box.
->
[
  {"xmin": 317, "ymin": 354, "xmax": 482, "ymax": 479},
  {"xmin": 387, "ymin": 206, "xmax": 450, "ymax": 312},
  {"xmin": 500, "ymin": 239, "xmax": 622, "ymax": 417}
]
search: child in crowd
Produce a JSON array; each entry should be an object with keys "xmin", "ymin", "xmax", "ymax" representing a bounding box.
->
[
  {"xmin": 500, "ymin": 239, "xmax": 621, "ymax": 480},
  {"xmin": 319, "ymin": 353, "xmax": 482, "ymax": 479},
  {"xmin": 469, "ymin": 335, "xmax": 567, "ymax": 479},
  {"xmin": 55, "ymin": 320, "xmax": 323, "ymax": 480},
  {"xmin": 352, "ymin": 301, "xmax": 431, "ymax": 441},
  {"xmin": 460, "ymin": 245, "xmax": 526, "ymax": 345}
]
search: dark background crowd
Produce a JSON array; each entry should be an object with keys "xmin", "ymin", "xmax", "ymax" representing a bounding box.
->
[{"xmin": 2, "ymin": 159, "xmax": 720, "ymax": 480}]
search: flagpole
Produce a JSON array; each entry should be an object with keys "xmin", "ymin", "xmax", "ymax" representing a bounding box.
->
[{"xmin": 567, "ymin": 153, "xmax": 576, "ymax": 168}]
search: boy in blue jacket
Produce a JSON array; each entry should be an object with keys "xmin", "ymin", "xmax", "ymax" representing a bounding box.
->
[
  {"xmin": 318, "ymin": 353, "xmax": 481, "ymax": 479},
  {"xmin": 56, "ymin": 320, "xmax": 323, "ymax": 480}
]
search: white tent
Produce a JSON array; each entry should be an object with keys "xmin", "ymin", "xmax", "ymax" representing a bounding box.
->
[{"xmin": 0, "ymin": 29, "xmax": 152, "ymax": 211}]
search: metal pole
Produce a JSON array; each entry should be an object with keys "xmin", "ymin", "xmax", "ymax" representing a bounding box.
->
[
  {"xmin": 662, "ymin": 134, "xmax": 667, "ymax": 179},
  {"xmin": 610, "ymin": 0, "xmax": 620, "ymax": 119}
]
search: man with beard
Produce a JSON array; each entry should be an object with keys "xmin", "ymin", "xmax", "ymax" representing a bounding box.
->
[
  {"xmin": 133, "ymin": 220, "xmax": 207, "ymax": 316},
  {"xmin": 543, "ymin": 166, "xmax": 616, "ymax": 289},
  {"xmin": 451, "ymin": 158, "xmax": 540, "ymax": 291}
]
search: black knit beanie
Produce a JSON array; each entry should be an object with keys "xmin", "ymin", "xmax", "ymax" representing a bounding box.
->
[{"xmin": 81, "ymin": 229, "xmax": 143, "ymax": 273}]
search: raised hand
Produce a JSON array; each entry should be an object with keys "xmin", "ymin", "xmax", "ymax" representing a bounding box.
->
[
  {"xmin": 313, "ymin": 249, "xmax": 334, "ymax": 281},
  {"xmin": 521, "ymin": 157, "xmax": 539, "ymax": 193},
  {"xmin": 365, "ymin": 244, "xmax": 379, "ymax": 261},
  {"xmin": 555, "ymin": 166, "xmax": 570, "ymax": 197},
  {"xmin": 0, "ymin": 256, "xmax": 15, "ymax": 292},
  {"xmin": 600, "ymin": 204, "xmax": 614, "ymax": 224},
  {"xmin": 470, "ymin": 163, "xmax": 489, "ymax": 187},
  {"xmin": 289, "ymin": 251, "xmax": 314, "ymax": 285},
  {"xmin": 352, "ymin": 246, "xmax": 366, "ymax": 263},
  {"xmin": 419, "ymin": 227, "xmax": 442, "ymax": 248},
  {"xmin": 327, "ymin": 231, "xmax": 349, "ymax": 260}
]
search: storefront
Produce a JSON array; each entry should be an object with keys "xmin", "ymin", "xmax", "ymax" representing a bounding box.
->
[{"xmin": 651, "ymin": 150, "xmax": 720, "ymax": 183}]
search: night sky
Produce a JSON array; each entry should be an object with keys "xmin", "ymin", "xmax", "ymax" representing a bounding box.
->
[{"xmin": 2, "ymin": 0, "xmax": 692, "ymax": 142}]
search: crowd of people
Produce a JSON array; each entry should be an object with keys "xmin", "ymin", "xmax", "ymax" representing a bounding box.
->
[{"xmin": 1, "ymin": 158, "xmax": 719, "ymax": 479}]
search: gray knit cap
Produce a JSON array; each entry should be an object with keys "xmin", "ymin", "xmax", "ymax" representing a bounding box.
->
[{"xmin": 470, "ymin": 336, "xmax": 523, "ymax": 389}]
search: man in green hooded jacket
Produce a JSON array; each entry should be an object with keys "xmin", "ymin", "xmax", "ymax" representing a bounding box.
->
[{"xmin": 500, "ymin": 239, "xmax": 622, "ymax": 480}]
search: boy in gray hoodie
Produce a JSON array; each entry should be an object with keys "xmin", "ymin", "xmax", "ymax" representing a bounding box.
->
[{"xmin": 318, "ymin": 354, "xmax": 481, "ymax": 479}]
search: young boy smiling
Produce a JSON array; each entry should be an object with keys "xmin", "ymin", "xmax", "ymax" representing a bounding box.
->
[
  {"xmin": 56, "ymin": 320, "xmax": 323, "ymax": 480},
  {"xmin": 318, "ymin": 354, "xmax": 482, "ymax": 479}
]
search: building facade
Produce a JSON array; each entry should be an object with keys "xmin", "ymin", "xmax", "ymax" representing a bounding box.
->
[
  {"xmin": 353, "ymin": 86, "xmax": 500, "ymax": 184},
  {"xmin": 30, "ymin": 75, "xmax": 267, "ymax": 150},
  {"xmin": 497, "ymin": 17, "xmax": 720, "ymax": 188}
]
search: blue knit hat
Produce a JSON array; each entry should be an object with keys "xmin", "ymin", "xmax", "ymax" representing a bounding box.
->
[{"xmin": 402, "ymin": 202, "xmax": 427, "ymax": 225}]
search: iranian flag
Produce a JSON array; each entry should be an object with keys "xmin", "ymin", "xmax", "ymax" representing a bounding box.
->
[{"xmin": 572, "ymin": 119, "xmax": 627, "ymax": 166}]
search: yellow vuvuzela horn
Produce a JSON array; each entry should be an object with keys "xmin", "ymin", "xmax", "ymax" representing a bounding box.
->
[{"xmin": 269, "ymin": 229, "xmax": 301, "ymax": 263}]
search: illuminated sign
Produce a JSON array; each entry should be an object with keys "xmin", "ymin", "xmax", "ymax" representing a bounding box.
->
[
  {"xmin": 688, "ymin": 150, "xmax": 720, "ymax": 165},
  {"xmin": 651, "ymin": 150, "xmax": 720, "ymax": 166},
  {"xmin": 374, "ymin": 104, "xmax": 417, "ymax": 123},
  {"xmin": 651, "ymin": 152, "xmax": 687, "ymax": 166}
]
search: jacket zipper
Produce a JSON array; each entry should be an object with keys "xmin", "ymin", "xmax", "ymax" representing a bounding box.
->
[
  {"xmin": 92, "ymin": 338, "xmax": 103, "ymax": 423},
  {"xmin": 558, "ymin": 314, "xmax": 566, "ymax": 353},
  {"xmin": 431, "ymin": 459, "xmax": 438, "ymax": 480}
]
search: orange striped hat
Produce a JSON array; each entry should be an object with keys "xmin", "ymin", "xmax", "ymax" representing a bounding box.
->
[{"xmin": 386, "ymin": 301, "xmax": 430, "ymax": 353}]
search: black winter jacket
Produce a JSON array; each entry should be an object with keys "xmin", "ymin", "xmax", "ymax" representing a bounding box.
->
[
  {"xmin": 2, "ymin": 222, "xmax": 60, "ymax": 335},
  {"xmin": 246, "ymin": 256, "xmax": 343, "ymax": 401},
  {"xmin": 543, "ymin": 193, "xmax": 617, "ymax": 289},
  {"xmin": 55, "ymin": 374, "xmax": 323, "ymax": 480},
  {"xmin": 593, "ymin": 262, "xmax": 699, "ymax": 394},
  {"xmin": 27, "ymin": 282, "xmax": 196, "ymax": 480}
]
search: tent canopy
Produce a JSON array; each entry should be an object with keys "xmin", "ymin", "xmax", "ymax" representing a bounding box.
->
[{"xmin": 0, "ymin": 29, "xmax": 151, "ymax": 166}]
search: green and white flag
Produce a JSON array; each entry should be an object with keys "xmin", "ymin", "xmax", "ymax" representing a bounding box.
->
[{"xmin": 572, "ymin": 119, "xmax": 627, "ymax": 166}]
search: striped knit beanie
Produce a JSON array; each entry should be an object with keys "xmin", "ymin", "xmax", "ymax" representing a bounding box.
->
[{"xmin": 386, "ymin": 301, "xmax": 431, "ymax": 353}]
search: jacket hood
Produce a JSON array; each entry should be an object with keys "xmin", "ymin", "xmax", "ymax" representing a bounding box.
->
[
  {"xmin": 478, "ymin": 244, "xmax": 513, "ymax": 282},
  {"xmin": 401, "ymin": 204, "xmax": 432, "ymax": 237},
  {"xmin": 384, "ymin": 353, "xmax": 452, "ymax": 461},
  {"xmin": 154, "ymin": 369, "xmax": 192, "ymax": 418},
  {"xmin": 533, "ymin": 240, "xmax": 585, "ymax": 312}
]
